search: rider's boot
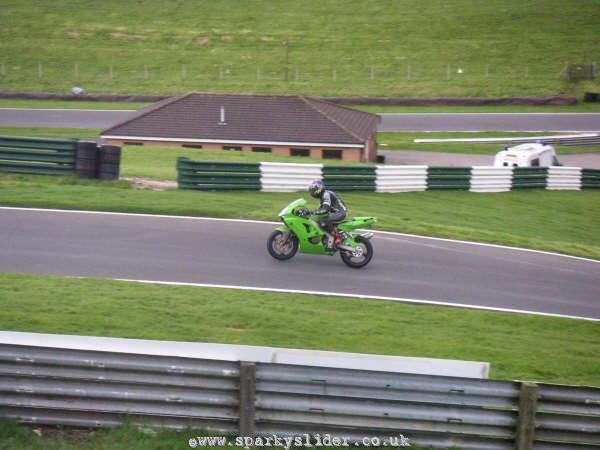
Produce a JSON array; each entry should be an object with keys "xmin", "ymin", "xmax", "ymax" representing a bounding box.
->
[
  {"xmin": 333, "ymin": 226, "xmax": 341, "ymax": 245},
  {"xmin": 323, "ymin": 231, "xmax": 335, "ymax": 251}
]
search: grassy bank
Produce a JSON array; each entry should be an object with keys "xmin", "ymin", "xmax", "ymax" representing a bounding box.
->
[
  {"xmin": 378, "ymin": 131, "xmax": 600, "ymax": 154},
  {"xmin": 1, "ymin": 174, "xmax": 599, "ymax": 260},
  {"xmin": 1, "ymin": 273, "xmax": 598, "ymax": 385},
  {"xmin": 0, "ymin": 419, "xmax": 443, "ymax": 450},
  {"xmin": 2, "ymin": 99, "xmax": 600, "ymax": 113},
  {"xmin": 0, "ymin": 419, "xmax": 210, "ymax": 450},
  {"xmin": 1, "ymin": 0, "xmax": 598, "ymax": 97}
]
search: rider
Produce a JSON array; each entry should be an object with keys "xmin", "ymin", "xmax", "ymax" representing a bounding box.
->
[{"xmin": 308, "ymin": 179, "xmax": 347, "ymax": 250}]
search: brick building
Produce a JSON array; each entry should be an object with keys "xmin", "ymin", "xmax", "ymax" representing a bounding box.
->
[{"xmin": 101, "ymin": 93, "xmax": 380, "ymax": 162}]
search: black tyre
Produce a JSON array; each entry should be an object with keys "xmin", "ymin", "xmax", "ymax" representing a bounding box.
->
[
  {"xmin": 267, "ymin": 230, "xmax": 298, "ymax": 260},
  {"xmin": 340, "ymin": 236, "xmax": 373, "ymax": 268}
]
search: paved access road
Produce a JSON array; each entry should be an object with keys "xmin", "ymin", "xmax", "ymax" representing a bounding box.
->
[
  {"xmin": 0, "ymin": 108, "xmax": 135, "ymax": 129},
  {"xmin": 378, "ymin": 112, "xmax": 600, "ymax": 132},
  {"xmin": 2, "ymin": 108, "xmax": 600, "ymax": 132},
  {"xmin": 2, "ymin": 208, "xmax": 598, "ymax": 320}
]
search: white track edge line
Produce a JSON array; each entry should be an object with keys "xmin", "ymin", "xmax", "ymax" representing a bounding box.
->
[
  {"xmin": 112, "ymin": 277, "xmax": 599, "ymax": 322},
  {"xmin": 2, "ymin": 206, "xmax": 598, "ymax": 264}
]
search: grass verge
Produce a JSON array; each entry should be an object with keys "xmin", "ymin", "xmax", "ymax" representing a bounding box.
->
[
  {"xmin": 0, "ymin": 418, "xmax": 437, "ymax": 450},
  {"xmin": 0, "ymin": 100, "xmax": 148, "ymax": 110},
  {"xmin": 0, "ymin": 126, "xmax": 101, "ymax": 140},
  {"xmin": 2, "ymin": 0, "xmax": 599, "ymax": 97},
  {"xmin": 378, "ymin": 131, "xmax": 600, "ymax": 155},
  {"xmin": 0, "ymin": 419, "xmax": 216, "ymax": 450},
  {"xmin": 1, "ymin": 273, "xmax": 598, "ymax": 385},
  {"xmin": 3, "ymin": 99, "xmax": 600, "ymax": 112}
]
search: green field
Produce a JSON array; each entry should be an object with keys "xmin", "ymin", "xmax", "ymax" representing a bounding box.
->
[
  {"xmin": 1, "ymin": 0, "xmax": 599, "ymax": 97},
  {"xmin": 0, "ymin": 419, "xmax": 214, "ymax": 450},
  {"xmin": 1, "ymin": 273, "xmax": 598, "ymax": 385},
  {"xmin": 378, "ymin": 131, "xmax": 600, "ymax": 154}
]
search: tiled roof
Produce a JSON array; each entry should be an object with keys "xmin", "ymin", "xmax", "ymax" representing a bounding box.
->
[{"xmin": 101, "ymin": 93, "xmax": 380, "ymax": 145}]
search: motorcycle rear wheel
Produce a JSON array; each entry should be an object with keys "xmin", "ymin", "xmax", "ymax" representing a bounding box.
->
[
  {"xmin": 267, "ymin": 230, "xmax": 299, "ymax": 260},
  {"xmin": 340, "ymin": 236, "xmax": 373, "ymax": 268}
]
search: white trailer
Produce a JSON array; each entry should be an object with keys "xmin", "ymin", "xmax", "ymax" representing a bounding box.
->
[{"xmin": 493, "ymin": 142, "xmax": 560, "ymax": 168}]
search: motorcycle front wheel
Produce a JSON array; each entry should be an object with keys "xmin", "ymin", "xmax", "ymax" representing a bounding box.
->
[
  {"xmin": 340, "ymin": 236, "xmax": 373, "ymax": 268},
  {"xmin": 267, "ymin": 230, "xmax": 299, "ymax": 260}
]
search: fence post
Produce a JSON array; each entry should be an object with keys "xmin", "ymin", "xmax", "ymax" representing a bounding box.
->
[
  {"xmin": 239, "ymin": 361, "xmax": 256, "ymax": 437},
  {"xmin": 515, "ymin": 381, "xmax": 539, "ymax": 449}
]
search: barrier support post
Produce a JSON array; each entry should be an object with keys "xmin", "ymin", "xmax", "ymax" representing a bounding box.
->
[
  {"xmin": 515, "ymin": 381, "xmax": 539, "ymax": 449},
  {"xmin": 239, "ymin": 361, "xmax": 256, "ymax": 437}
]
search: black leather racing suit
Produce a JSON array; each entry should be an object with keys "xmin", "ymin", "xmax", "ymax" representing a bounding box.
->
[{"xmin": 314, "ymin": 189, "xmax": 347, "ymax": 232}]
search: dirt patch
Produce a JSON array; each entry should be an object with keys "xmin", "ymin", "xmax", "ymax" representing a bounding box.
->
[{"xmin": 122, "ymin": 177, "xmax": 177, "ymax": 191}]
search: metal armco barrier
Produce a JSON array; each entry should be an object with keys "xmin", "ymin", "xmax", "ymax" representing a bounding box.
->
[
  {"xmin": 322, "ymin": 165, "xmax": 377, "ymax": 191},
  {"xmin": 375, "ymin": 165, "xmax": 428, "ymax": 192},
  {"xmin": 0, "ymin": 136, "xmax": 121, "ymax": 180},
  {"xmin": 0, "ymin": 344, "xmax": 240, "ymax": 434},
  {"xmin": 176, "ymin": 160, "xmax": 600, "ymax": 192},
  {"xmin": 0, "ymin": 337, "xmax": 598, "ymax": 450},
  {"xmin": 547, "ymin": 167, "xmax": 582, "ymax": 190},
  {"xmin": 260, "ymin": 162, "xmax": 322, "ymax": 192},
  {"xmin": 177, "ymin": 158, "xmax": 261, "ymax": 190},
  {"xmin": 512, "ymin": 167, "xmax": 549, "ymax": 189},
  {"xmin": 0, "ymin": 136, "xmax": 77, "ymax": 175},
  {"xmin": 427, "ymin": 167, "xmax": 472, "ymax": 190},
  {"xmin": 469, "ymin": 167, "xmax": 514, "ymax": 192},
  {"xmin": 582, "ymin": 169, "xmax": 600, "ymax": 189}
]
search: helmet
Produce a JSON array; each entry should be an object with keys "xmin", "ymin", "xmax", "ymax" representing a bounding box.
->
[{"xmin": 308, "ymin": 179, "xmax": 324, "ymax": 198}]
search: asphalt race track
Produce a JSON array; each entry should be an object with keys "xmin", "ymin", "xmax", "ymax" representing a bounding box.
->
[
  {"xmin": 2, "ymin": 207, "xmax": 599, "ymax": 320},
  {"xmin": 378, "ymin": 112, "xmax": 600, "ymax": 132}
]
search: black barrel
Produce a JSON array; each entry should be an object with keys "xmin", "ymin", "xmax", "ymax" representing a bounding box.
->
[
  {"xmin": 98, "ymin": 145, "xmax": 122, "ymax": 180},
  {"xmin": 75, "ymin": 140, "xmax": 99, "ymax": 179}
]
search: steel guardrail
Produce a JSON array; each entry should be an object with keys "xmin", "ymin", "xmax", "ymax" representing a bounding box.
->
[
  {"xmin": 0, "ymin": 135, "xmax": 77, "ymax": 175},
  {"xmin": 1, "ymin": 338, "xmax": 598, "ymax": 449}
]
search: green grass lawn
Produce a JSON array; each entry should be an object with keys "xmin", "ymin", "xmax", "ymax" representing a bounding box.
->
[
  {"xmin": 1, "ymin": 0, "xmax": 599, "ymax": 98},
  {"xmin": 0, "ymin": 99, "xmax": 148, "ymax": 110},
  {"xmin": 377, "ymin": 131, "xmax": 600, "ymax": 154},
  {"xmin": 1, "ymin": 273, "xmax": 597, "ymax": 385},
  {"xmin": 0, "ymin": 126, "xmax": 101, "ymax": 140},
  {"xmin": 0, "ymin": 419, "xmax": 443, "ymax": 450},
  {"xmin": 0, "ymin": 419, "xmax": 215, "ymax": 450},
  {"xmin": 3, "ymin": 99, "xmax": 600, "ymax": 112}
]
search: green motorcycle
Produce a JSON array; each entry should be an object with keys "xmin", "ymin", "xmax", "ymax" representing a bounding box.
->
[{"xmin": 267, "ymin": 198, "xmax": 377, "ymax": 268}]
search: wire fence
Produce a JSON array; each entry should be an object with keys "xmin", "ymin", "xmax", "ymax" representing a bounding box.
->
[{"xmin": 0, "ymin": 59, "xmax": 590, "ymax": 96}]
